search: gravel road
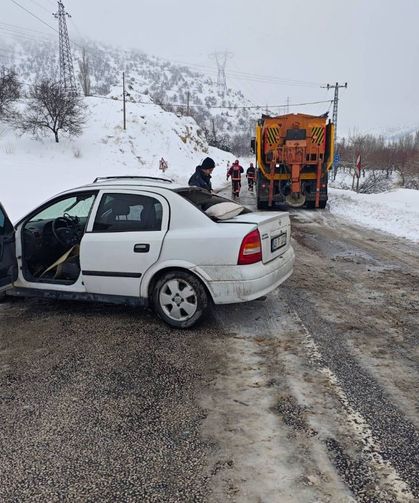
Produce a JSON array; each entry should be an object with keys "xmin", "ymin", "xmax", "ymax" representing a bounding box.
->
[{"xmin": 0, "ymin": 187, "xmax": 417, "ymax": 502}]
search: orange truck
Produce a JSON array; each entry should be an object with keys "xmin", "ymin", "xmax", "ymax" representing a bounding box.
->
[{"xmin": 251, "ymin": 113, "xmax": 335, "ymax": 209}]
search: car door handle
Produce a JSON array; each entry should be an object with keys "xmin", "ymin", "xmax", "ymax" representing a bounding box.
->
[{"xmin": 134, "ymin": 243, "xmax": 150, "ymax": 253}]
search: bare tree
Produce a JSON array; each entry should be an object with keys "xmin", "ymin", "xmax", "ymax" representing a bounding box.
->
[
  {"xmin": 78, "ymin": 48, "xmax": 91, "ymax": 97},
  {"xmin": 0, "ymin": 67, "xmax": 20, "ymax": 119},
  {"xmin": 19, "ymin": 79, "xmax": 86, "ymax": 143},
  {"xmin": 393, "ymin": 135, "xmax": 418, "ymax": 187},
  {"xmin": 337, "ymin": 131, "xmax": 419, "ymax": 190}
]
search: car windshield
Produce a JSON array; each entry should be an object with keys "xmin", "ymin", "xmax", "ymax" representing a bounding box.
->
[
  {"xmin": 176, "ymin": 188, "xmax": 251, "ymax": 217},
  {"xmin": 29, "ymin": 194, "xmax": 96, "ymax": 222}
]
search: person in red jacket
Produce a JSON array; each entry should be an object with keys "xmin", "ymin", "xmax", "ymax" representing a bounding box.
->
[{"xmin": 227, "ymin": 160, "xmax": 244, "ymax": 198}]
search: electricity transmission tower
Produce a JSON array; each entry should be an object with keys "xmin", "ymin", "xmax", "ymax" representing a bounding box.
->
[
  {"xmin": 53, "ymin": 1, "xmax": 77, "ymax": 95},
  {"xmin": 322, "ymin": 82, "xmax": 347, "ymax": 176},
  {"xmin": 210, "ymin": 51, "xmax": 233, "ymax": 95}
]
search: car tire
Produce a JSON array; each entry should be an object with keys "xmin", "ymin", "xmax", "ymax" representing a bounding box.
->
[{"xmin": 152, "ymin": 271, "xmax": 209, "ymax": 328}]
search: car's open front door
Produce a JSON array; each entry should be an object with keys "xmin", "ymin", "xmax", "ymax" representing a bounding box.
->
[{"xmin": 0, "ymin": 203, "xmax": 18, "ymax": 292}]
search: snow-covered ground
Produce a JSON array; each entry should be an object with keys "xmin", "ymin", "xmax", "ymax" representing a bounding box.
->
[
  {"xmin": 328, "ymin": 188, "xmax": 419, "ymax": 243},
  {"xmin": 328, "ymin": 168, "xmax": 419, "ymax": 242},
  {"xmin": 1, "ymin": 96, "xmax": 418, "ymax": 243},
  {"xmin": 0, "ymin": 96, "xmax": 235, "ymax": 221}
]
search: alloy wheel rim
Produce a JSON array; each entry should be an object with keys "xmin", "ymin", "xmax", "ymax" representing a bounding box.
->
[{"xmin": 159, "ymin": 279, "xmax": 198, "ymax": 321}]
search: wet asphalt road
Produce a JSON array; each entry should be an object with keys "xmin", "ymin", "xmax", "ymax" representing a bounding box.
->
[
  {"xmin": 0, "ymin": 187, "xmax": 418, "ymax": 502},
  {"xmin": 284, "ymin": 209, "xmax": 419, "ymax": 498},
  {"xmin": 0, "ymin": 300, "xmax": 223, "ymax": 502}
]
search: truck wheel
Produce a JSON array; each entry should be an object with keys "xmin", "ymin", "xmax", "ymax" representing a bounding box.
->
[
  {"xmin": 152, "ymin": 271, "xmax": 209, "ymax": 328},
  {"xmin": 319, "ymin": 200, "xmax": 327, "ymax": 209},
  {"xmin": 257, "ymin": 200, "xmax": 268, "ymax": 210}
]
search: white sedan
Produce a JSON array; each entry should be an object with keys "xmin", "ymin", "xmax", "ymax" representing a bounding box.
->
[{"xmin": 0, "ymin": 176, "xmax": 295, "ymax": 328}]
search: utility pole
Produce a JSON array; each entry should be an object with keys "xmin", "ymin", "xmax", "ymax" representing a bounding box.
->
[
  {"xmin": 286, "ymin": 96, "xmax": 290, "ymax": 114},
  {"xmin": 122, "ymin": 71, "xmax": 126, "ymax": 130},
  {"xmin": 322, "ymin": 82, "xmax": 348, "ymax": 178},
  {"xmin": 211, "ymin": 118, "xmax": 217, "ymax": 146},
  {"xmin": 53, "ymin": 1, "xmax": 77, "ymax": 95},
  {"xmin": 209, "ymin": 51, "xmax": 233, "ymax": 96}
]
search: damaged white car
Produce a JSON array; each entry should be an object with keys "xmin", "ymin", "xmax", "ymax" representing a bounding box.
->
[{"xmin": 0, "ymin": 176, "xmax": 295, "ymax": 328}]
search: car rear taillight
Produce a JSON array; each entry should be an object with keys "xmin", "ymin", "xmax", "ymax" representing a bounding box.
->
[{"xmin": 238, "ymin": 229, "xmax": 262, "ymax": 265}]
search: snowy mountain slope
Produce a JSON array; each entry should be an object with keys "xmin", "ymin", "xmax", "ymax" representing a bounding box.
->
[
  {"xmin": 357, "ymin": 124, "xmax": 419, "ymax": 142},
  {"xmin": 0, "ymin": 95, "xmax": 235, "ymax": 221},
  {"xmin": 0, "ymin": 36, "xmax": 258, "ymax": 150}
]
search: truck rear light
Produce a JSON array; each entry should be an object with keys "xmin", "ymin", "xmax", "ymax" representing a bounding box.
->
[{"xmin": 238, "ymin": 229, "xmax": 262, "ymax": 265}]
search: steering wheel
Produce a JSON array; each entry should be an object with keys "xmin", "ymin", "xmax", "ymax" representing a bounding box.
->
[{"xmin": 52, "ymin": 214, "xmax": 80, "ymax": 248}]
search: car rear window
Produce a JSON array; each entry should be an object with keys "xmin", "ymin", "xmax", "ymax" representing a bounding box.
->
[
  {"xmin": 93, "ymin": 193, "xmax": 163, "ymax": 232},
  {"xmin": 176, "ymin": 188, "xmax": 251, "ymax": 216}
]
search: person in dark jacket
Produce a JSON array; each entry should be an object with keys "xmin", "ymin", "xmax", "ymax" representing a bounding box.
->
[
  {"xmin": 246, "ymin": 162, "xmax": 256, "ymax": 191},
  {"xmin": 188, "ymin": 157, "xmax": 215, "ymax": 192}
]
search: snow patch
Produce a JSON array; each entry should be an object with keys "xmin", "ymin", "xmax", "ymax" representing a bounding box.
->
[
  {"xmin": 328, "ymin": 188, "xmax": 419, "ymax": 243},
  {"xmin": 0, "ymin": 96, "xmax": 234, "ymax": 221}
]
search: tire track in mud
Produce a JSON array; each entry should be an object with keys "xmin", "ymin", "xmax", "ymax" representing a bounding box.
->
[
  {"xmin": 291, "ymin": 307, "xmax": 416, "ymax": 502},
  {"xmin": 284, "ymin": 218, "xmax": 419, "ymax": 499}
]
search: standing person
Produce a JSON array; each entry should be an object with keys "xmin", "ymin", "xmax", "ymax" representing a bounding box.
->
[
  {"xmin": 246, "ymin": 162, "xmax": 256, "ymax": 191},
  {"xmin": 188, "ymin": 157, "xmax": 215, "ymax": 192},
  {"xmin": 225, "ymin": 161, "xmax": 231, "ymax": 180},
  {"xmin": 227, "ymin": 159, "xmax": 244, "ymax": 198}
]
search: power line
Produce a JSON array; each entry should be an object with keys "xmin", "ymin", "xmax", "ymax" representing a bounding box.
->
[
  {"xmin": 0, "ymin": 25, "xmax": 54, "ymax": 42},
  {"xmin": 170, "ymin": 58, "xmax": 321, "ymax": 88},
  {"xmin": 0, "ymin": 21, "xmax": 52, "ymax": 35},
  {"xmin": 8, "ymin": 0, "xmax": 83, "ymax": 50},
  {"xmin": 9, "ymin": 0, "xmax": 59, "ymax": 34},
  {"xmin": 26, "ymin": 0, "xmax": 52, "ymax": 14},
  {"xmin": 207, "ymin": 99, "xmax": 332, "ymax": 110},
  {"xmin": 87, "ymin": 94, "xmax": 332, "ymax": 111}
]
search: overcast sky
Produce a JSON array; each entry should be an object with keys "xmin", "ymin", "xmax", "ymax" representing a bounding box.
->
[{"xmin": 4, "ymin": 0, "xmax": 419, "ymax": 135}]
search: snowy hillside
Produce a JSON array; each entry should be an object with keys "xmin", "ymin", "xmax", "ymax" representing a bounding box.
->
[
  {"xmin": 0, "ymin": 95, "xmax": 235, "ymax": 221},
  {"xmin": 363, "ymin": 124, "xmax": 419, "ymax": 142},
  {"xmin": 0, "ymin": 36, "xmax": 258, "ymax": 152}
]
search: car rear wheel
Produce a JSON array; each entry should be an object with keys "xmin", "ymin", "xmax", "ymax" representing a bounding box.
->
[{"xmin": 152, "ymin": 271, "xmax": 209, "ymax": 328}]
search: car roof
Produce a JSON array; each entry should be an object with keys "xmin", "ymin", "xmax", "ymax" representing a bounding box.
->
[{"xmin": 68, "ymin": 176, "xmax": 188, "ymax": 193}]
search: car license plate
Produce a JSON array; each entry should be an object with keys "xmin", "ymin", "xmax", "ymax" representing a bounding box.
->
[{"xmin": 271, "ymin": 233, "xmax": 286, "ymax": 252}]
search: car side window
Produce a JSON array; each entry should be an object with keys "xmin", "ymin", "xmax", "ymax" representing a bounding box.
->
[{"xmin": 93, "ymin": 193, "xmax": 163, "ymax": 232}]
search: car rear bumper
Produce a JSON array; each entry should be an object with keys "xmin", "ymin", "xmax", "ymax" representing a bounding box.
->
[{"xmin": 197, "ymin": 246, "xmax": 295, "ymax": 304}]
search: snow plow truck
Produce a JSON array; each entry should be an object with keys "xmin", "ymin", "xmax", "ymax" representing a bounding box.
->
[{"xmin": 251, "ymin": 113, "xmax": 335, "ymax": 209}]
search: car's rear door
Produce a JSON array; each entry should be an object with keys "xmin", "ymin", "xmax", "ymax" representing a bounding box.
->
[
  {"xmin": 0, "ymin": 203, "xmax": 18, "ymax": 292},
  {"xmin": 80, "ymin": 190, "xmax": 169, "ymax": 298}
]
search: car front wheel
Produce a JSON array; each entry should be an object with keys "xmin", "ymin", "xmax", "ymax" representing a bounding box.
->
[{"xmin": 152, "ymin": 271, "xmax": 209, "ymax": 328}]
